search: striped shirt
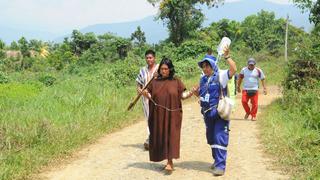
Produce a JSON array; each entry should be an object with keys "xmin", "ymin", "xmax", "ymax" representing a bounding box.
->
[{"xmin": 136, "ymin": 64, "xmax": 159, "ymax": 119}]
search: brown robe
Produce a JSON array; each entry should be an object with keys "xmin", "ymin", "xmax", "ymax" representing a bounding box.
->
[{"xmin": 147, "ymin": 77, "xmax": 186, "ymax": 162}]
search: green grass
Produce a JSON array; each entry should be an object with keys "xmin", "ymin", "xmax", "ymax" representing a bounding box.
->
[
  {"xmin": 0, "ymin": 64, "xmax": 144, "ymax": 180},
  {"xmin": 259, "ymin": 88, "xmax": 320, "ymax": 179}
]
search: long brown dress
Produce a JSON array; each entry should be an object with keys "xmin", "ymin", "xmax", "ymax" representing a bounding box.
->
[{"xmin": 147, "ymin": 77, "xmax": 186, "ymax": 162}]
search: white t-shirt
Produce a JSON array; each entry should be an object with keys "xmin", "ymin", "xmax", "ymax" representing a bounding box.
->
[{"xmin": 239, "ymin": 67, "xmax": 265, "ymax": 90}]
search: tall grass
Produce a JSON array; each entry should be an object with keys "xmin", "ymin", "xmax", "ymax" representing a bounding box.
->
[
  {"xmin": 259, "ymin": 85, "xmax": 320, "ymax": 179},
  {"xmin": 0, "ymin": 64, "xmax": 144, "ymax": 179}
]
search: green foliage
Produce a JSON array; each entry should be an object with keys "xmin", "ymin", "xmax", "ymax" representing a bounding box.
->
[
  {"xmin": 175, "ymin": 40, "xmax": 209, "ymax": 61},
  {"xmin": 68, "ymin": 30, "xmax": 98, "ymax": 56},
  {"xmin": 79, "ymin": 45, "xmax": 105, "ymax": 65},
  {"xmin": 47, "ymin": 44, "xmax": 77, "ymax": 70},
  {"xmin": 283, "ymin": 87, "xmax": 320, "ymax": 130},
  {"xmin": 241, "ymin": 10, "xmax": 285, "ymax": 52},
  {"xmin": 10, "ymin": 41, "xmax": 19, "ymax": 50},
  {"xmin": 293, "ymin": 0, "xmax": 320, "ymax": 25},
  {"xmin": 174, "ymin": 58, "xmax": 201, "ymax": 78},
  {"xmin": 0, "ymin": 50, "xmax": 5, "ymax": 59},
  {"xmin": 149, "ymin": 0, "xmax": 224, "ymax": 46},
  {"xmin": 0, "ymin": 64, "xmax": 145, "ymax": 179},
  {"xmin": 18, "ymin": 37, "xmax": 30, "ymax": 58},
  {"xmin": 103, "ymin": 59, "xmax": 141, "ymax": 87},
  {"xmin": 38, "ymin": 74, "xmax": 56, "ymax": 86},
  {"xmin": 260, "ymin": 96, "xmax": 320, "ymax": 179},
  {"xmin": 0, "ymin": 39, "xmax": 5, "ymax": 50},
  {"xmin": 209, "ymin": 19, "xmax": 242, "ymax": 42},
  {"xmin": 131, "ymin": 26, "xmax": 146, "ymax": 47},
  {"xmin": 0, "ymin": 71, "xmax": 9, "ymax": 84},
  {"xmin": 285, "ymin": 59, "xmax": 320, "ymax": 90}
]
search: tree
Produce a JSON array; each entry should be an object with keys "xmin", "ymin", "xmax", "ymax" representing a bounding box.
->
[
  {"xmin": 241, "ymin": 10, "xmax": 285, "ymax": 52},
  {"xmin": 148, "ymin": 0, "xmax": 224, "ymax": 46},
  {"xmin": 97, "ymin": 33, "xmax": 131, "ymax": 60},
  {"xmin": 292, "ymin": 0, "xmax": 320, "ymax": 25},
  {"xmin": 10, "ymin": 41, "xmax": 19, "ymax": 50},
  {"xmin": 131, "ymin": 26, "xmax": 146, "ymax": 47},
  {"xmin": 0, "ymin": 39, "xmax": 5, "ymax": 50},
  {"xmin": 69, "ymin": 30, "xmax": 97, "ymax": 56},
  {"xmin": 18, "ymin": 37, "xmax": 30, "ymax": 58},
  {"xmin": 17, "ymin": 37, "xmax": 30, "ymax": 70},
  {"xmin": 29, "ymin": 39, "xmax": 43, "ymax": 52}
]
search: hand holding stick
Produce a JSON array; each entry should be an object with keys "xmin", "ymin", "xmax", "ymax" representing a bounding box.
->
[{"xmin": 127, "ymin": 76, "xmax": 155, "ymax": 111}]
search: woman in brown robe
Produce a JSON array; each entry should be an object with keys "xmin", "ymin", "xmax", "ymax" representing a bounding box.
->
[{"xmin": 142, "ymin": 57, "xmax": 194, "ymax": 173}]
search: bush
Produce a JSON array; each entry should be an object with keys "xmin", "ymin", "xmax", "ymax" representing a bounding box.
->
[
  {"xmin": 39, "ymin": 74, "xmax": 56, "ymax": 86},
  {"xmin": 174, "ymin": 58, "xmax": 201, "ymax": 78},
  {"xmin": 103, "ymin": 59, "xmax": 141, "ymax": 87},
  {"xmin": 175, "ymin": 40, "xmax": 209, "ymax": 61},
  {"xmin": 284, "ymin": 59, "xmax": 320, "ymax": 90},
  {"xmin": 0, "ymin": 71, "xmax": 9, "ymax": 84}
]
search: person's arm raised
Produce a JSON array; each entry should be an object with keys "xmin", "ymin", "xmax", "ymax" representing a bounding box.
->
[{"xmin": 223, "ymin": 46, "xmax": 237, "ymax": 78}]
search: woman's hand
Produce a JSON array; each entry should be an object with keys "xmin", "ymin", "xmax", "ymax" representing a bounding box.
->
[
  {"xmin": 141, "ymin": 90, "xmax": 149, "ymax": 97},
  {"xmin": 153, "ymin": 72, "xmax": 158, "ymax": 79},
  {"xmin": 191, "ymin": 85, "xmax": 200, "ymax": 97}
]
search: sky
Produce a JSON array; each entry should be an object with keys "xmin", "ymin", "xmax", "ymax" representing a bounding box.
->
[{"xmin": 0, "ymin": 0, "xmax": 295, "ymax": 33}]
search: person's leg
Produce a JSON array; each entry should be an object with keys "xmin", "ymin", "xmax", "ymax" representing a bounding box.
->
[
  {"xmin": 164, "ymin": 159, "xmax": 173, "ymax": 174},
  {"xmin": 250, "ymin": 92, "xmax": 259, "ymax": 120},
  {"xmin": 241, "ymin": 90, "xmax": 250, "ymax": 118},
  {"xmin": 143, "ymin": 98, "xmax": 150, "ymax": 150},
  {"xmin": 212, "ymin": 117, "xmax": 229, "ymax": 176},
  {"xmin": 204, "ymin": 114, "xmax": 216, "ymax": 165}
]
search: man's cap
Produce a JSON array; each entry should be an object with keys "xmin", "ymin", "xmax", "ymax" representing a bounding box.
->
[{"xmin": 247, "ymin": 58, "xmax": 256, "ymax": 65}]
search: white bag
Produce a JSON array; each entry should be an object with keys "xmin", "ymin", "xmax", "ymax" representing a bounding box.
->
[
  {"xmin": 217, "ymin": 84, "xmax": 234, "ymax": 120},
  {"xmin": 217, "ymin": 96, "xmax": 234, "ymax": 120}
]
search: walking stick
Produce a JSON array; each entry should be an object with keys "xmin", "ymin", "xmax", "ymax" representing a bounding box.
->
[{"xmin": 127, "ymin": 76, "xmax": 155, "ymax": 111}]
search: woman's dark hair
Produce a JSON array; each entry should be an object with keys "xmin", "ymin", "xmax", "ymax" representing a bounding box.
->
[
  {"xmin": 158, "ymin": 57, "xmax": 175, "ymax": 80},
  {"xmin": 145, "ymin": 49, "xmax": 156, "ymax": 57}
]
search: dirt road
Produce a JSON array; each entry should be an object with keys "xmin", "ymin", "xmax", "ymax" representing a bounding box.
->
[{"xmin": 39, "ymin": 86, "xmax": 287, "ymax": 180}]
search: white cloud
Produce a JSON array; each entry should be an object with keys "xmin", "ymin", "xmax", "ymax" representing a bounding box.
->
[
  {"xmin": 225, "ymin": 0, "xmax": 293, "ymax": 4},
  {"xmin": 225, "ymin": 0, "xmax": 242, "ymax": 2},
  {"xmin": 265, "ymin": 0, "xmax": 292, "ymax": 4},
  {"xmin": 0, "ymin": 0, "xmax": 157, "ymax": 33}
]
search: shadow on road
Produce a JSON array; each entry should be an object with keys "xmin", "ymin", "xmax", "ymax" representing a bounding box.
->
[{"xmin": 125, "ymin": 161, "xmax": 213, "ymax": 174}]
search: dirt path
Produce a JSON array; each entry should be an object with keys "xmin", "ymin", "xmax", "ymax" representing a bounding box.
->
[{"xmin": 39, "ymin": 86, "xmax": 287, "ymax": 180}]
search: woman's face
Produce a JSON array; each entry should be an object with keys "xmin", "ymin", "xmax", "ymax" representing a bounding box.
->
[
  {"xmin": 201, "ymin": 62, "xmax": 213, "ymax": 76},
  {"xmin": 160, "ymin": 64, "xmax": 170, "ymax": 78}
]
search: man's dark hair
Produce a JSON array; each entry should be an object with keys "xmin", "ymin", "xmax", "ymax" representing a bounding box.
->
[
  {"xmin": 145, "ymin": 49, "xmax": 156, "ymax": 57},
  {"xmin": 158, "ymin": 57, "xmax": 175, "ymax": 80}
]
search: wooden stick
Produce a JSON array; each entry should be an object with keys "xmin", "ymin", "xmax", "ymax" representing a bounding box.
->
[{"xmin": 127, "ymin": 76, "xmax": 155, "ymax": 111}]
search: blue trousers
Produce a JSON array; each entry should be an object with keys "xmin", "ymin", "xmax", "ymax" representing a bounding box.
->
[{"xmin": 204, "ymin": 108, "xmax": 229, "ymax": 170}]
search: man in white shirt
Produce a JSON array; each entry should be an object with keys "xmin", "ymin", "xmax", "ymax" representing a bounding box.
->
[
  {"xmin": 136, "ymin": 50, "xmax": 159, "ymax": 150},
  {"xmin": 237, "ymin": 58, "xmax": 267, "ymax": 121}
]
